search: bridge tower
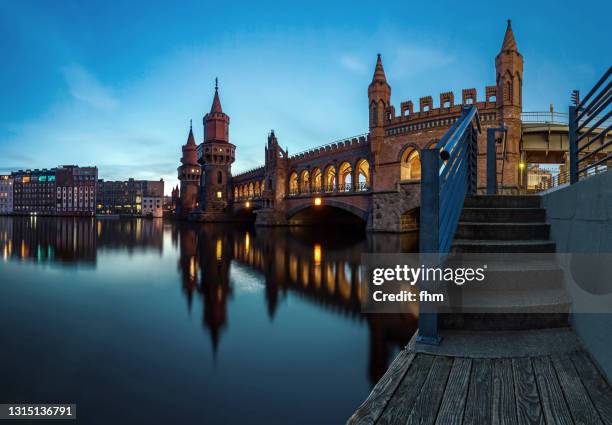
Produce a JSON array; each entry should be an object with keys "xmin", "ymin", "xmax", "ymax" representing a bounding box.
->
[
  {"xmin": 177, "ymin": 122, "xmax": 201, "ymax": 217},
  {"xmin": 495, "ymin": 19, "xmax": 523, "ymax": 192},
  {"xmin": 368, "ymin": 54, "xmax": 391, "ymax": 191},
  {"xmin": 198, "ymin": 79, "xmax": 236, "ymax": 221},
  {"xmin": 255, "ymin": 130, "xmax": 289, "ymax": 226}
]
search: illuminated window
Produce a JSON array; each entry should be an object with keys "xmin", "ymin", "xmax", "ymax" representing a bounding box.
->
[{"xmin": 216, "ymin": 191, "xmax": 222, "ymax": 199}]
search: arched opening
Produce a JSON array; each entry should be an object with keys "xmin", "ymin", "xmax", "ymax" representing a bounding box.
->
[
  {"xmin": 299, "ymin": 170, "xmax": 310, "ymax": 194},
  {"xmin": 401, "ymin": 148, "xmax": 421, "ymax": 180},
  {"xmin": 355, "ymin": 159, "xmax": 370, "ymax": 190},
  {"xmin": 289, "ymin": 171, "xmax": 298, "ymax": 195},
  {"xmin": 254, "ymin": 181, "xmax": 261, "ymax": 196},
  {"xmin": 261, "ymin": 179, "xmax": 265, "ymax": 192},
  {"xmin": 311, "ymin": 168, "xmax": 322, "ymax": 192},
  {"xmin": 233, "ymin": 187, "xmax": 238, "ymax": 199},
  {"xmin": 248, "ymin": 182, "xmax": 254, "ymax": 198},
  {"xmin": 338, "ymin": 162, "xmax": 352, "ymax": 192},
  {"xmin": 324, "ymin": 165, "xmax": 336, "ymax": 192},
  {"xmin": 288, "ymin": 204, "xmax": 366, "ymax": 227}
]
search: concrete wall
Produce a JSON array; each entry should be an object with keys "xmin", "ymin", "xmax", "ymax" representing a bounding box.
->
[{"xmin": 542, "ymin": 170, "xmax": 612, "ymax": 381}]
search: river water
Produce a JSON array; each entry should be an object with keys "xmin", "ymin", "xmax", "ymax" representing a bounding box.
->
[{"xmin": 0, "ymin": 216, "xmax": 417, "ymax": 425}]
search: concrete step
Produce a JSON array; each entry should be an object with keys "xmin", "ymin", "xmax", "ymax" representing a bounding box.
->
[
  {"xmin": 455, "ymin": 222, "xmax": 550, "ymax": 240},
  {"xmin": 438, "ymin": 286, "xmax": 571, "ymax": 330},
  {"xmin": 452, "ymin": 239, "xmax": 556, "ymax": 253},
  {"xmin": 445, "ymin": 268, "xmax": 566, "ymax": 292},
  {"xmin": 464, "ymin": 195, "xmax": 541, "ymax": 209},
  {"xmin": 460, "ymin": 208, "xmax": 546, "ymax": 223},
  {"xmin": 439, "ymin": 312, "xmax": 570, "ymax": 330}
]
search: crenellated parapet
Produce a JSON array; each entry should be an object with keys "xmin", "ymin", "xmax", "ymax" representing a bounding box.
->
[
  {"xmin": 384, "ymin": 86, "xmax": 499, "ymax": 136},
  {"xmin": 287, "ymin": 134, "xmax": 370, "ymax": 164},
  {"xmin": 232, "ymin": 166, "xmax": 265, "ymax": 183}
]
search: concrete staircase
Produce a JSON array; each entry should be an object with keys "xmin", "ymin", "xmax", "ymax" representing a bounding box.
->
[{"xmin": 441, "ymin": 195, "xmax": 571, "ymax": 330}]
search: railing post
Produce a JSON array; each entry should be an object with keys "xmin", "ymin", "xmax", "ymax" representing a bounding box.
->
[
  {"xmin": 417, "ymin": 149, "xmax": 441, "ymax": 345},
  {"xmin": 487, "ymin": 128, "xmax": 497, "ymax": 195},
  {"xmin": 569, "ymin": 105, "xmax": 578, "ymax": 184},
  {"xmin": 468, "ymin": 127, "xmax": 478, "ymax": 195}
]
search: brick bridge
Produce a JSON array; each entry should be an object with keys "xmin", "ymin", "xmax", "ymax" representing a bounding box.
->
[{"xmin": 177, "ymin": 21, "xmax": 611, "ymax": 232}]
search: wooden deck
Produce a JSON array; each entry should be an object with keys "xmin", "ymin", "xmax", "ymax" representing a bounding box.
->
[{"xmin": 347, "ymin": 332, "xmax": 612, "ymax": 425}]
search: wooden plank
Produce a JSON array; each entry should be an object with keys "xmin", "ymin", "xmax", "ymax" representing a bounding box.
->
[
  {"xmin": 406, "ymin": 355, "xmax": 453, "ymax": 425},
  {"xmin": 434, "ymin": 357, "xmax": 472, "ymax": 425},
  {"xmin": 375, "ymin": 354, "xmax": 434, "ymax": 425},
  {"xmin": 552, "ymin": 353, "xmax": 603, "ymax": 424},
  {"xmin": 346, "ymin": 349, "xmax": 416, "ymax": 425},
  {"xmin": 570, "ymin": 351, "xmax": 612, "ymax": 425},
  {"xmin": 492, "ymin": 358, "xmax": 518, "ymax": 425},
  {"xmin": 464, "ymin": 358, "xmax": 493, "ymax": 425},
  {"xmin": 512, "ymin": 358, "xmax": 544, "ymax": 425},
  {"xmin": 532, "ymin": 356, "xmax": 573, "ymax": 425}
]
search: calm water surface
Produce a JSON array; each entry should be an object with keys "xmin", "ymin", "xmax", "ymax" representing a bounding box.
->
[{"xmin": 0, "ymin": 217, "xmax": 417, "ymax": 425}]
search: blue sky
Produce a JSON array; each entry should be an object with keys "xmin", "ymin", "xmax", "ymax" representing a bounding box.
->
[{"xmin": 1, "ymin": 0, "xmax": 609, "ymax": 194}]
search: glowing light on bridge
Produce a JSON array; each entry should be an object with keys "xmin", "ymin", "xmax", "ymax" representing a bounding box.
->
[
  {"xmin": 314, "ymin": 197, "xmax": 322, "ymax": 206},
  {"xmin": 245, "ymin": 201, "xmax": 250, "ymax": 208},
  {"xmin": 519, "ymin": 162, "xmax": 526, "ymax": 170}
]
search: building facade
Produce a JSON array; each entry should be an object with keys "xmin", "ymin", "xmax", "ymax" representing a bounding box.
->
[
  {"xmin": 97, "ymin": 178, "xmax": 165, "ymax": 215},
  {"xmin": 55, "ymin": 165, "xmax": 98, "ymax": 216},
  {"xmin": 10, "ymin": 166, "xmax": 97, "ymax": 215},
  {"xmin": 12, "ymin": 169, "xmax": 57, "ymax": 215},
  {"xmin": 0, "ymin": 175, "xmax": 13, "ymax": 214},
  {"xmin": 142, "ymin": 196, "xmax": 163, "ymax": 218}
]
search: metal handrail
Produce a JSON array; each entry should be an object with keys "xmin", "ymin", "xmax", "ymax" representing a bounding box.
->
[
  {"xmin": 570, "ymin": 66, "xmax": 612, "ymax": 183},
  {"xmin": 418, "ymin": 105, "xmax": 480, "ymax": 345}
]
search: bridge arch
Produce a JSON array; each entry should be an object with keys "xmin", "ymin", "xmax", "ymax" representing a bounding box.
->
[
  {"xmin": 299, "ymin": 169, "xmax": 310, "ymax": 193},
  {"xmin": 286, "ymin": 198, "xmax": 368, "ymax": 224},
  {"xmin": 338, "ymin": 162, "xmax": 353, "ymax": 192},
  {"xmin": 289, "ymin": 171, "xmax": 299, "ymax": 194},
  {"xmin": 399, "ymin": 144, "xmax": 421, "ymax": 181},
  {"xmin": 355, "ymin": 158, "xmax": 370, "ymax": 189},
  {"xmin": 311, "ymin": 167, "xmax": 322, "ymax": 191},
  {"xmin": 324, "ymin": 164, "xmax": 336, "ymax": 192}
]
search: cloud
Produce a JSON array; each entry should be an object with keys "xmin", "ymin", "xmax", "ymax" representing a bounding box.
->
[
  {"xmin": 339, "ymin": 54, "xmax": 367, "ymax": 74},
  {"xmin": 392, "ymin": 43, "xmax": 455, "ymax": 77},
  {"xmin": 61, "ymin": 65, "xmax": 119, "ymax": 111}
]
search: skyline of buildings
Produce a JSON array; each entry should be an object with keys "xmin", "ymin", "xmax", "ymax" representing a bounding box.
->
[{"xmin": 0, "ymin": 165, "xmax": 166, "ymax": 217}]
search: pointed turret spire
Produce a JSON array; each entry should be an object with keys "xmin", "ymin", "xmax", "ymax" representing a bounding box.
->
[
  {"xmin": 501, "ymin": 19, "xmax": 518, "ymax": 52},
  {"xmin": 372, "ymin": 54, "xmax": 387, "ymax": 83},
  {"xmin": 186, "ymin": 120, "xmax": 196, "ymax": 146},
  {"xmin": 210, "ymin": 78, "xmax": 223, "ymax": 113}
]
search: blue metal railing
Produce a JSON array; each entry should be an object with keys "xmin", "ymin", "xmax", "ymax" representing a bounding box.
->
[
  {"xmin": 417, "ymin": 105, "xmax": 481, "ymax": 345},
  {"xmin": 570, "ymin": 66, "xmax": 612, "ymax": 183}
]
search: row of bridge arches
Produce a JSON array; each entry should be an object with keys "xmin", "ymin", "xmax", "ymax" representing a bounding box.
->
[
  {"xmin": 288, "ymin": 159, "xmax": 371, "ymax": 195},
  {"xmin": 234, "ymin": 180, "xmax": 266, "ymax": 200},
  {"xmin": 232, "ymin": 145, "xmax": 423, "ymax": 201}
]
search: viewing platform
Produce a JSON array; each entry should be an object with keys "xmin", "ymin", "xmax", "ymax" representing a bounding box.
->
[{"xmin": 347, "ymin": 328, "xmax": 612, "ymax": 425}]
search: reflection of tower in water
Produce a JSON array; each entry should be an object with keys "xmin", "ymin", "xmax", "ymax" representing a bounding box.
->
[{"xmin": 176, "ymin": 224, "xmax": 418, "ymax": 385}]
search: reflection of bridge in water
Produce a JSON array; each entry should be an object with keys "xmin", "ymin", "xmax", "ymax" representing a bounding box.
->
[{"xmin": 174, "ymin": 223, "xmax": 418, "ymax": 385}]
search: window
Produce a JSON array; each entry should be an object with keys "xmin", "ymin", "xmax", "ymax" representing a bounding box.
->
[{"xmin": 217, "ymin": 171, "xmax": 223, "ymax": 184}]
